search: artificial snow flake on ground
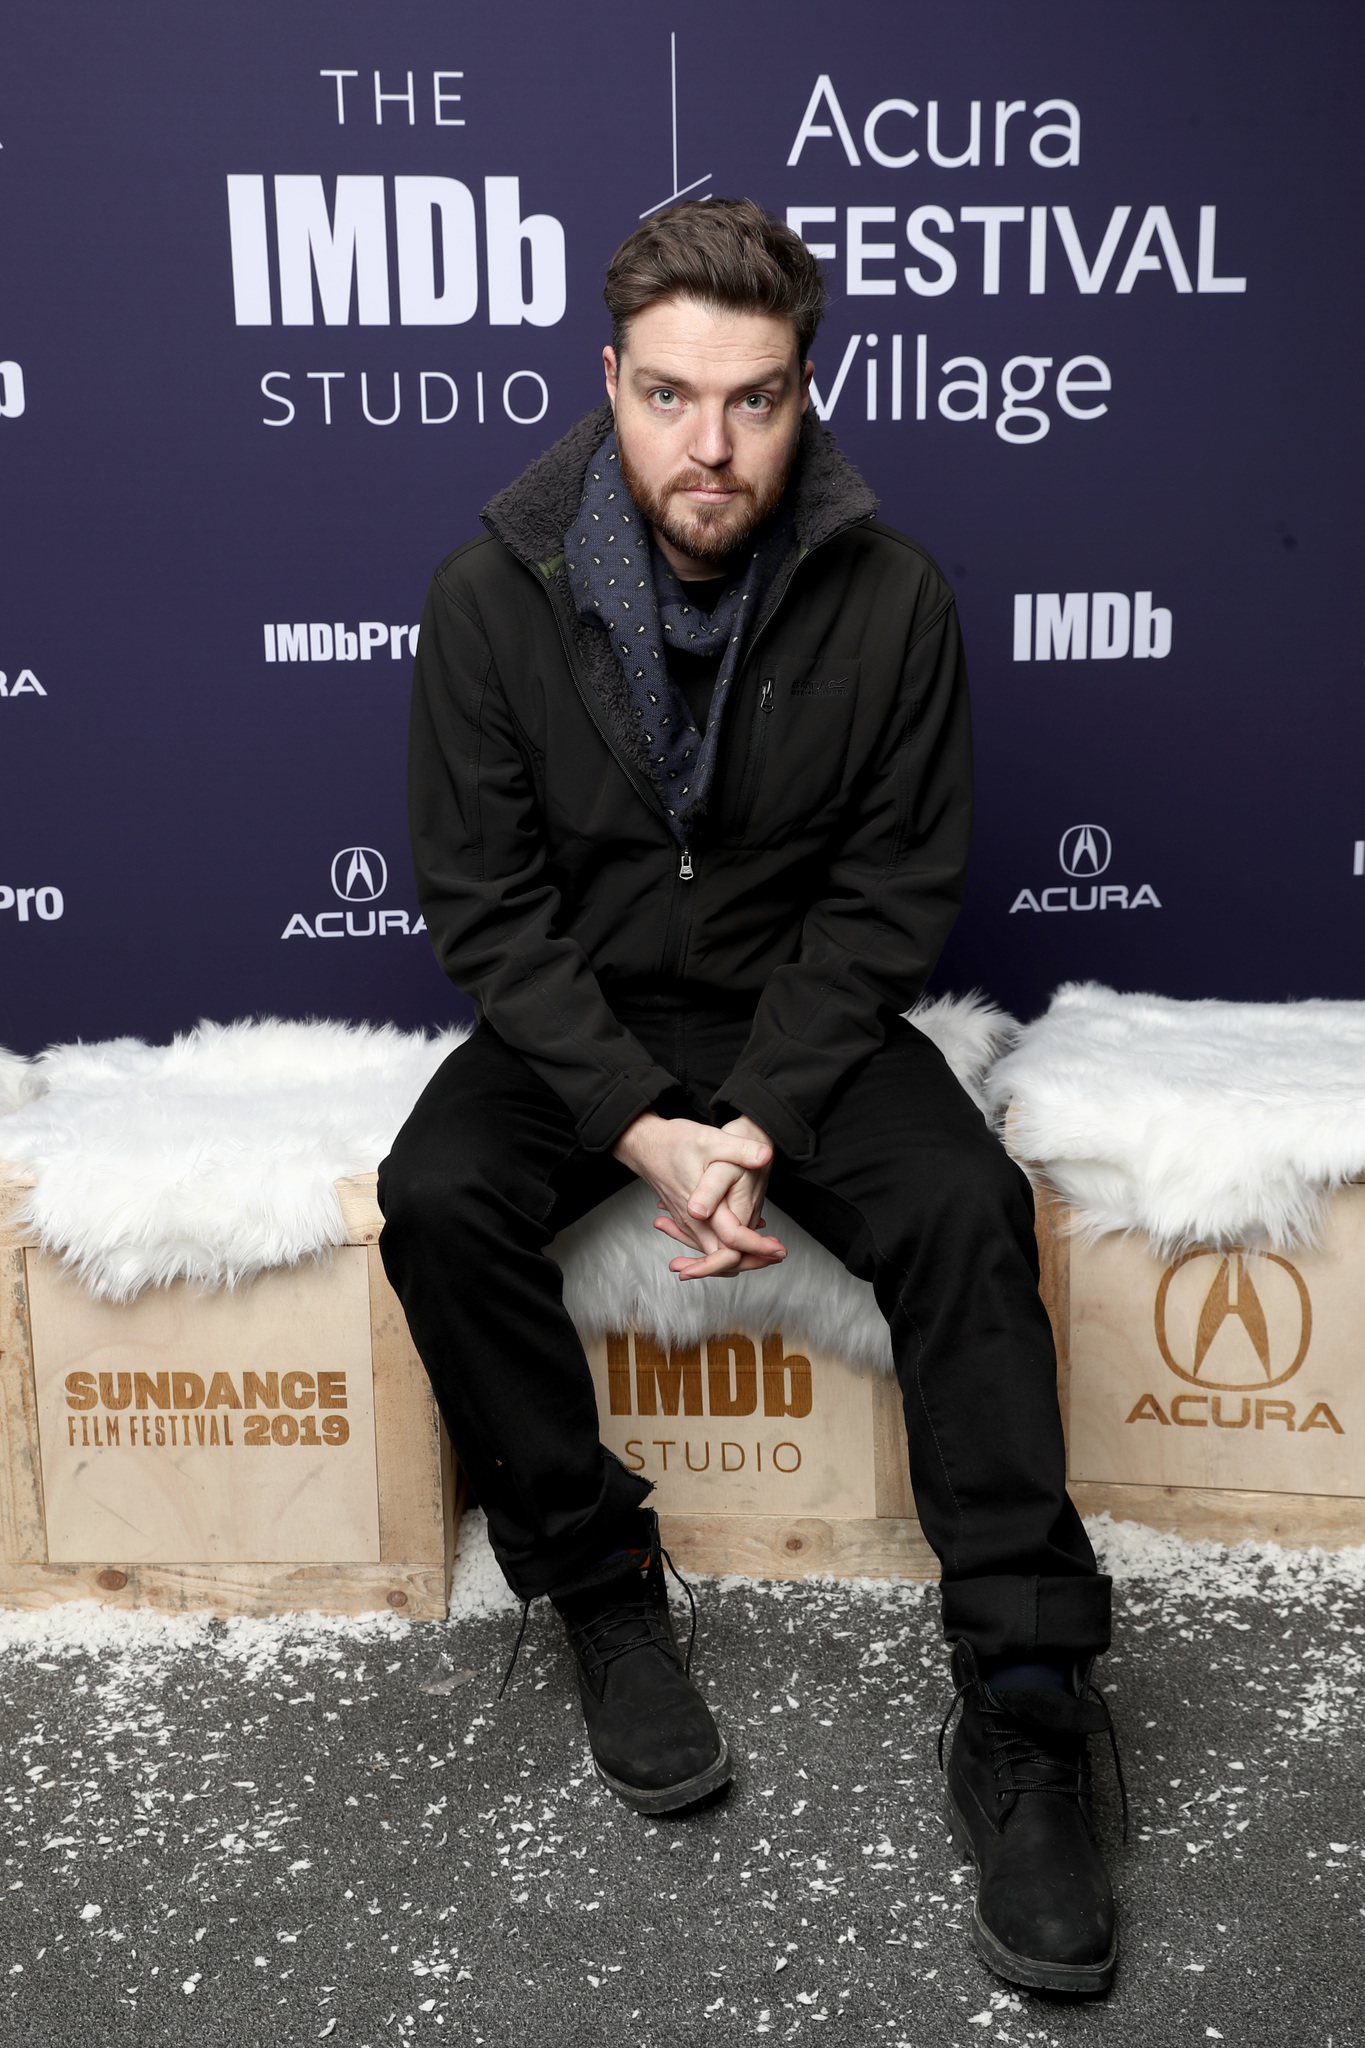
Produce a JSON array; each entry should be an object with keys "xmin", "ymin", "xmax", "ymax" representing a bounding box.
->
[
  {"xmin": 1089, "ymin": 1512, "xmax": 1365, "ymax": 1603},
  {"xmin": 0, "ymin": 1513, "xmax": 1360, "ymax": 2043}
]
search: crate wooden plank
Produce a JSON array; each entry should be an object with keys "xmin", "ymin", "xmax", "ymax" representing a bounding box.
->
[
  {"xmin": 442, "ymin": 1429, "xmax": 463, "ymax": 1595},
  {"xmin": 1070, "ymin": 1482, "xmax": 1365, "ymax": 1549},
  {"xmin": 871, "ymin": 1364, "xmax": 915, "ymax": 1522},
  {"xmin": 658, "ymin": 1512, "xmax": 937, "ymax": 1582},
  {"xmin": 0, "ymin": 1559, "xmax": 448, "ymax": 1618},
  {"xmin": 336, "ymin": 1171, "xmax": 384, "ymax": 1244},
  {"xmin": 342, "ymin": 1169, "xmax": 460, "ymax": 1599},
  {"xmin": 368, "ymin": 1241, "xmax": 450, "ymax": 1579},
  {"xmin": 1033, "ymin": 1180, "xmax": 1072, "ymax": 1455},
  {"xmin": 0, "ymin": 1247, "xmax": 46, "ymax": 1565},
  {"xmin": 0, "ymin": 1172, "xmax": 37, "ymax": 1252}
]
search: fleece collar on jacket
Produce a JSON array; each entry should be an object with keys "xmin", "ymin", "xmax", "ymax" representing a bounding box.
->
[{"xmin": 481, "ymin": 402, "xmax": 879, "ymax": 799}]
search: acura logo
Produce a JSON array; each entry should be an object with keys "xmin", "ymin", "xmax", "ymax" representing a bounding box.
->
[
  {"xmin": 1154, "ymin": 1249, "xmax": 1312, "ymax": 1392},
  {"xmin": 331, "ymin": 847, "xmax": 388, "ymax": 903},
  {"xmin": 1059, "ymin": 824, "xmax": 1112, "ymax": 878}
]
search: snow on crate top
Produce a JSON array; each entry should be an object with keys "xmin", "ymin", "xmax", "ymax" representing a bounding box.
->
[{"xmin": 989, "ymin": 982, "xmax": 1365, "ymax": 1255}]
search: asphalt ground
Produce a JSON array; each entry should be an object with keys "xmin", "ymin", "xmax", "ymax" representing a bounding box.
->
[{"xmin": 0, "ymin": 1517, "xmax": 1361, "ymax": 2048}]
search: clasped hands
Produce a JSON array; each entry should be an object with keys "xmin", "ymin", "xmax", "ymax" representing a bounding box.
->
[{"xmin": 611, "ymin": 1111, "xmax": 787, "ymax": 1281}]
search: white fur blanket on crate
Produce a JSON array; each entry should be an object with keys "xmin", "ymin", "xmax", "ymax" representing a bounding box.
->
[
  {"xmin": 0, "ymin": 1021, "xmax": 470, "ymax": 1300},
  {"xmin": 0, "ymin": 995, "xmax": 1014, "ymax": 1370},
  {"xmin": 989, "ymin": 981, "xmax": 1365, "ymax": 1256}
]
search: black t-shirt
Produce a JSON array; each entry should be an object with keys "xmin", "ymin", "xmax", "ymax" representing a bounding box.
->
[{"xmin": 664, "ymin": 574, "xmax": 728, "ymax": 733}]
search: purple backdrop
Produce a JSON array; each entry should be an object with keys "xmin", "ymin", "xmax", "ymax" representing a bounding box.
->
[{"xmin": 2, "ymin": 1, "xmax": 1360, "ymax": 1054}]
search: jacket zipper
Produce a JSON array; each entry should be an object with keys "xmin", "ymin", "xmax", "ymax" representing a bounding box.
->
[
  {"xmin": 659, "ymin": 841, "xmax": 696, "ymax": 979},
  {"xmin": 495, "ymin": 520, "xmax": 865, "ymax": 993}
]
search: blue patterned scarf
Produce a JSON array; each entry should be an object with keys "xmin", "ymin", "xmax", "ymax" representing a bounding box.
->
[{"xmin": 564, "ymin": 431, "xmax": 791, "ymax": 841}]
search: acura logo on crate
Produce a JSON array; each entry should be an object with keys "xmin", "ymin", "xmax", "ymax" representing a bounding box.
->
[
  {"xmin": 332, "ymin": 847, "xmax": 387, "ymax": 902},
  {"xmin": 1155, "ymin": 1250, "xmax": 1310, "ymax": 1390},
  {"xmin": 1125, "ymin": 1248, "xmax": 1343, "ymax": 1434},
  {"xmin": 1058, "ymin": 824, "xmax": 1111, "ymax": 878},
  {"xmin": 1009, "ymin": 824, "xmax": 1159, "ymax": 914}
]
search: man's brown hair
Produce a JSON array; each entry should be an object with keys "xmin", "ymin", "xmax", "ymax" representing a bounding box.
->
[{"xmin": 604, "ymin": 197, "xmax": 828, "ymax": 363}]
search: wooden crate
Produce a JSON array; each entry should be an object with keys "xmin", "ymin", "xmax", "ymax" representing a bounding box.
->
[
  {"xmin": 591, "ymin": 1175, "xmax": 1365, "ymax": 1576},
  {"xmin": 7, "ymin": 1149, "xmax": 1351, "ymax": 1619},
  {"xmin": 584, "ymin": 1330, "xmax": 931, "ymax": 1583},
  {"xmin": 0, "ymin": 1172, "xmax": 459, "ymax": 1617},
  {"xmin": 1033, "ymin": 1180, "xmax": 1365, "ymax": 1547}
]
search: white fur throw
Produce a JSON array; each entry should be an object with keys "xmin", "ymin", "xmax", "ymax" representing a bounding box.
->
[
  {"xmin": 989, "ymin": 981, "xmax": 1365, "ymax": 1255},
  {"xmin": 0, "ymin": 1020, "xmax": 469, "ymax": 1300},
  {"xmin": 0, "ymin": 1047, "xmax": 44, "ymax": 1117},
  {"xmin": 0, "ymin": 996, "xmax": 1013, "ymax": 1367}
]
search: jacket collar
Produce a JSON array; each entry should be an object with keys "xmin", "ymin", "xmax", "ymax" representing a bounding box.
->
[
  {"xmin": 479, "ymin": 403, "xmax": 879, "ymax": 817},
  {"xmin": 481, "ymin": 402, "xmax": 879, "ymax": 570}
]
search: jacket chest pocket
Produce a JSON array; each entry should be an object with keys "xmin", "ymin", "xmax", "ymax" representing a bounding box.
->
[{"xmin": 739, "ymin": 658, "xmax": 861, "ymax": 837}]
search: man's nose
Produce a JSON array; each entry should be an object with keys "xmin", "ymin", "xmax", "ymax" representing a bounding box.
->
[{"xmin": 687, "ymin": 403, "xmax": 733, "ymax": 469}]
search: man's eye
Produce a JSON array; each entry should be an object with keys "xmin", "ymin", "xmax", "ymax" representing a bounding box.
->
[
  {"xmin": 741, "ymin": 394, "xmax": 773, "ymax": 412},
  {"xmin": 652, "ymin": 389, "xmax": 678, "ymax": 406}
]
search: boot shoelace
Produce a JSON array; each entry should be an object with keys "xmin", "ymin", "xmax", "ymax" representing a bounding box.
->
[
  {"xmin": 497, "ymin": 1538, "xmax": 698, "ymax": 1700},
  {"xmin": 938, "ymin": 1678, "xmax": 1130, "ymax": 1842}
]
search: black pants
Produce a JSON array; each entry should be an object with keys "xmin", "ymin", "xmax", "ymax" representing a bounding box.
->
[{"xmin": 378, "ymin": 1001, "xmax": 1111, "ymax": 1665}]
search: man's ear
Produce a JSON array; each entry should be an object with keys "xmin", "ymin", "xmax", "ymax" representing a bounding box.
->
[
  {"xmin": 603, "ymin": 344, "xmax": 619, "ymax": 410},
  {"xmin": 800, "ymin": 358, "xmax": 814, "ymax": 414}
]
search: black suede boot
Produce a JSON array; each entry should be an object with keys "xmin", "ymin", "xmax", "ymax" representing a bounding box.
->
[
  {"xmin": 940, "ymin": 1643, "xmax": 1125, "ymax": 1995},
  {"xmin": 549, "ymin": 1514, "xmax": 731, "ymax": 1815}
]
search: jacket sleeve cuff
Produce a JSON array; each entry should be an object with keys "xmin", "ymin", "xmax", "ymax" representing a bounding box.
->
[
  {"xmin": 711, "ymin": 1071, "xmax": 817, "ymax": 1166},
  {"xmin": 577, "ymin": 1065, "xmax": 679, "ymax": 1154}
]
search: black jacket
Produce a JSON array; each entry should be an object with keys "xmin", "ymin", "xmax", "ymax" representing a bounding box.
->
[{"xmin": 408, "ymin": 403, "xmax": 972, "ymax": 1163}]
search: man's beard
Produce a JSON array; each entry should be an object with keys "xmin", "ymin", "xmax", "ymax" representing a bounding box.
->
[{"xmin": 617, "ymin": 437, "xmax": 793, "ymax": 568}]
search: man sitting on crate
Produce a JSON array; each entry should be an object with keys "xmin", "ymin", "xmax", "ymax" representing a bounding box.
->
[{"xmin": 380, "ymin": 199, "xmax": 1120, "ymax": 1996}]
